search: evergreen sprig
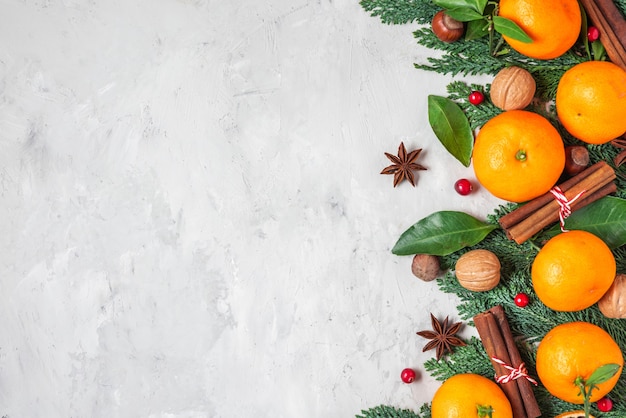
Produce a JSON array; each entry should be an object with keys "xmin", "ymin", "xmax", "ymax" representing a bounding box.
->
[
  {"xmin": 359, "ymin": 0, "xmax": 437, "ymax": 25},
  {"xmin": 423, "ymin": 337, "xmax": 492, "ymax": 381},
  {"xmin": 357, "ymin": 404, "xmax": 430, "ymax": 418}
]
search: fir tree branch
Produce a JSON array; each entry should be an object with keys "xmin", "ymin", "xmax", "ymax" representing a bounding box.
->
[
  {"xmin": 356, "ymin": 404, "xmax": 427, "ymax": 418},
  {"xmin": 359, "ymin": 0, "xmax": 437, "ymax": 25}
]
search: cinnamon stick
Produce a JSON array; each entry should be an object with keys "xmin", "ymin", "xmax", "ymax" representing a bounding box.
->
[
  {"xmin": 498, "ymin": 161, "xmax": 605, "ymax": 230},
  {"xmin": 579, "ymin": 0, "xmax": 626, "ymax": 70},
  {"xmin": 501, "ymin": 161, "xmax": 616, "ymax": 244},
  {"xmin": 474, "ymin": 311, "xmax": 527, "ymax": 418},
  {"xmin": 489, "ymin": 306, "xmax": 541, "ymax": 418},
  {"xmin": 572, "ymin": 181, "xmax": 617, "ymax": 209}
]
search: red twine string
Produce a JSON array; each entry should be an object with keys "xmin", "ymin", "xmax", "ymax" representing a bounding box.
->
[
  {"xmin": 549, "ymin": 186, "xmax": 585, "ymax": 232},
  {"xmin": 491, "ymin": 357, "xmax": 538, "ymax": 386}
]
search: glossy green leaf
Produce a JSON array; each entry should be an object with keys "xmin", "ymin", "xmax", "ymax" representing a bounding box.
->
[
  {"xmin": 445, "ymin": 7, "xmax": 484, "ymax": 22},
  {"xmin": 465, "ymin": 18, "xmax": 489, "ymax": 40},
  {"xmin": 592, "ymin": 40, "xmax": 606, "ymax": 60},
  {"xmin": 586, "ymin": 364, "xmax": 621, "ymax": 386},
  {"xmin": 427, "ymin": 95, "xmax": 474, "ymax": 167},
  {"xmin": 434, "ymin": 0, "xmax": 486, "ymax": 13},
  {"xmin": 392, "ymin": 211, "xmax": 497, "ymax": 256},
  {"xmin": 469, "ymin": 0, "xmax": 488, "ymax": 14},
  {"xmin": 433, "ymin": 0, "xmax": 477, "ymax": 11},
  {"xmin": 543, "ymin": 196, "xmax": 626, "ymax": 249},
  {"xmin": 493, "ymin": 16, "xmax": 532, "ymax": 43}
]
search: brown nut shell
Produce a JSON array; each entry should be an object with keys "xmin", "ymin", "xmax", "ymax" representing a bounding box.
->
[
  {"xmin": 431, "ymin": 10, "xmax": 464, "ymax": 43},
  {"xmin": 598, "ymin": 273, "xmax": 626, "ymax": 318},
  {"xmin": 411, "ymin": 254, "xmax": 441, "ymax": 282},
  {"xmin": 455, "ymin": 249, "xmax": 501, "ymax": 292},
  {"xmin": 490, "ymin": 66, "xmax": 536, "ymax": 110}
]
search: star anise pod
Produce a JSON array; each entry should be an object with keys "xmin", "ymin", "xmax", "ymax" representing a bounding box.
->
[
  {"xmin": 416, "ymin": 313, "xmax": 466, "ymax": 361},
  {"xmin": 381, "ymin": 142, "xmax": 427, "ymax": 187}
]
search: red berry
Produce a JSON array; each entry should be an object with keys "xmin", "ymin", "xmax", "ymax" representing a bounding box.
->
[
  {"xmin": 454, "ymin": 179, "xmax": 473, "ymax": 195},
  {"xmin": 597, "ymin": 397, "xmax": 613, "ymax": 412},
  {"xmin": 401, "ymin": 368, "xmax": 416, "ymax": 384},
  {"xmin": 469, "ymin": 91, "xmax": 485, "ymax": 105},
  {"xmin": 587, "ymin": 26, "xmax": 600, "ymax": 42},
  {"xmin": 514, "ymin": 293, "xmax": 530, "ymax": 307}
]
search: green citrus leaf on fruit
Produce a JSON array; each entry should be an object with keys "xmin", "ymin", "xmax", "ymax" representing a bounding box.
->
[
  {"xmin": 445, "ymin": 7, "xmax": 484, "ymax": 22},
  {"xmin": 542, "ymin": 196, "xmax": 626, "ymax": 249},
  {"xmin": 586, "ymin": 363, "xmax": 621, "ymax": 387},
  {"xmin": 392, "ymin": 211, "xmax": 496, "ymax": 256},
  {"xmin": 427, "ymin": 95, "xmax": 474, "ymax": 167},
  {"xmin": 493, "ymin": 16, "xmax": 532, "ymax": 43}
]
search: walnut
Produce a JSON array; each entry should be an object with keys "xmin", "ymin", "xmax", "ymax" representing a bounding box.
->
[
  {"xmin": 490, "ymin": 66, "xmax": 536, "ymax": 111},
  {"xmin": 411, "ymin": 254, "xmax": 441, "ymax": 281},
  {"xmin": 598, "ymin": 273, "xmax": 626, "ymax": 318},
  {"xmin": 455, "ymin": 249, "xmax": 501, "ymax": 292}
]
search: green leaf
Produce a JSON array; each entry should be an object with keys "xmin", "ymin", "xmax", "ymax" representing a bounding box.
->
[
  {"xmin": 469, "ymin": 0, "xmax": 488, "ymax": 14},
  {"xmin": 592, "ymin": 40, "xmax": 606, "ymax": 60},
  {"xmin": 392, "ymin": 211, "xmax": 496, "ymax": 256},
  {"xmin": 445, "ymin": 7, "xmax": 484, "ymax": 22},
  {"xmin": 433, "ymin": 0, "xmax": 476, "ymax": 11},
  {"xmin": 493, "ymin": 16, "xmax": 532, "ymax": 43},
  {"xmin": 543, "ymin": 196, "xmax": 626, "ymax": 249},
  {"xmin": 586, "ymin": 363, "xmax": 621, "ymax": 386},
  {"xmin": 427, "ymin": 95, "xmax": 474, "ymax": 167},
  {"xmin": 465, "ymin": 18, "xmax": 489, "ymax": 40},
  {"xmin": 434, "ymin": 0, "xmax": 486, "ymax": 13}
]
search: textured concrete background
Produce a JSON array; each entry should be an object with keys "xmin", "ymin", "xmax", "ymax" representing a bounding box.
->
[{"xmin": 0, "ymin": 1, "xmax": 499, "ymax": 416}]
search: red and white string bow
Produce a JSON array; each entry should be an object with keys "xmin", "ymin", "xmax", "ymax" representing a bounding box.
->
[
  {"xmin": 491, "ymin": 357, "xmax": 538, "ymax": 386},
  {"xmin": 549, "ymin": 186, "xmax": 585, "ymax": 232}
]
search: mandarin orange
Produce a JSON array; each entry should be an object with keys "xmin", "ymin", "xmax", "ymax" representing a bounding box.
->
[
  {"xmin": 556, "ymin": 61, "xmax": 626, "ymax": 144},
  {"xmin": 431, "ymin": 373, "xmax": 512, "ymax": 418},
  {"xmin": 531, "ymin": 230, "xmax": 615, "ymax": 312},
  {"xmin": 536, "ymin": 321, "xmax": 623, "ymax": 404},
  {"xmin": 472, "ymin": 110, "xmax": 565, "ymax": 203},
  {"xmin": 498, "ymin": 0, "xmax": 581, "ymax": 59}
]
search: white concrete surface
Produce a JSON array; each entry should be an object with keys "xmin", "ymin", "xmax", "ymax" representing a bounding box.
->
[{"xmin": 0, "ymin": 1, "xmax": 500, "ymax": 416}]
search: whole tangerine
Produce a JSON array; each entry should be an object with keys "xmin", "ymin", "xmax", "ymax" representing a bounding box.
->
[
  {"xmin": 498, "ymin": 0, "xmax": 581, "ymax": 59},
  {"xmin": 472, "ymin": 110, "xmax": 565, "ymax": 203},
  {"xmin": 431, "ymin": 373, "xmax": 512, "ymax": 418},
  {"xmin": 536, "ymin": 321, "xmax": 623, "ymax": 404},
  {"xmin": 556, "ymin": 61, "xmax": 626, "ymax": 144},
  {"xmin": 531, "ymin": 230, "xmax": 615, "ymax": 312}
]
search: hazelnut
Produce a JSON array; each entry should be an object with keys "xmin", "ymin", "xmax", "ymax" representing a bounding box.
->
[
  {"xmin": 455, "ymin": 249, "xmax": 501, "ymax": 292},
  {"xmin": 411, "ymin": 254, "xmax": 441, "ymax": 281},
  {"xmin": 490, "ymin": 66, "xmax": 536, "ymax": 110},
  {"xmin": 431, "ymin": 10, "xmax": 464, "ymax": 43},
  {"xmin": 598, "ymin": 273, "xmax": 626, "ymax": 318},
  {"xmin": 564, "ymin": 145, "xmax": 590, "ymax": 176}
]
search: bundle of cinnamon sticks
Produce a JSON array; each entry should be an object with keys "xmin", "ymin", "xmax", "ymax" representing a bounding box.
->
[
  {"xmin": 499, "ymin": 161, "xmax": 616, "ymax": 244},
  {"xmin": 579, "ymin": 0, "xmax": 626, "ymax": 71},
  {"xmin": 474, "ymin": 306, "xmax": 541, "ymax": 418}
]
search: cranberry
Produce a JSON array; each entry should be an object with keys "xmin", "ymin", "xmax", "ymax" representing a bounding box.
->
[
  {"xmin": 468, "ymin": 90, "xmax": 485, "ymax": 105},
  {"xmin": 400, "ymin": 368, "xmax": 417, "ymax": 384},
  {"xmin": 454, "ymin": 179, "xmax": 473, "ymax": 195},
  {"xmin": 514, "ymin": 293, "xmax": 530, "ymax": 307},
  {"xmin": 587, "ymin": 26, "xmax": 600, "ymax": 42},
  {"xmin": 597, "ymin": 397, "xmax": 613, "ymax": 412}
]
